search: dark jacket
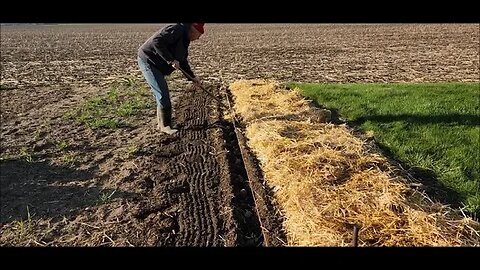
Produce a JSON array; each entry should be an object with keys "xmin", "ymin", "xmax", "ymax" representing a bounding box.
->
[{"xmin": 138, "ymin": 23, "xmax": 195, "ymax": 80}]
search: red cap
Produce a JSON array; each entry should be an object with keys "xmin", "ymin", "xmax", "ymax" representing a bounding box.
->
[{"xmin": 192, "ymin": 23, "xmax": 205, "ymax": 34}]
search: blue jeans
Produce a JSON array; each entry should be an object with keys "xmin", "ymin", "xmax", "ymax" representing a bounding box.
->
[{"xmin": 137, "ymin": 56, "xmax": 171, "ymax": 109}]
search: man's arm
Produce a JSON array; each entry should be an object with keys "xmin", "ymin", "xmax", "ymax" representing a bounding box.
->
[{"xmin": 179, "ymin": 60, "xmax": 195, "ymax": 81}]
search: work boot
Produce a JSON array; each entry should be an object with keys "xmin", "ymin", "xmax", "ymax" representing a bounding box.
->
[
  {"xmin": 157, "ymin": 107, "xmax": 177, "ymax": 135},
  {"xmin": 165, "ymin": 107, "xmax": 182, "ymax": 129},
  {"xmin": 163, "ymin": 106, "xmax": 177, "ymax": 128}
]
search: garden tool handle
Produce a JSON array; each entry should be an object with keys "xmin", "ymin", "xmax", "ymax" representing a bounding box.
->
[{"xmin": 177, "ymin": 67, "xmax": 227, "ymax": 108}]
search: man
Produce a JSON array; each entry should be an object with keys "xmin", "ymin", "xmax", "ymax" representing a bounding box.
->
[{"xmin": 137, "ymin": 23, "xmax": 204, "ymax": 135}]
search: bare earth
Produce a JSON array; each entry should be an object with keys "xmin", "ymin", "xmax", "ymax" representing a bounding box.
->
[{"xmin": 0, "ymin": 24, "xmax": 478, "ymax": 246}]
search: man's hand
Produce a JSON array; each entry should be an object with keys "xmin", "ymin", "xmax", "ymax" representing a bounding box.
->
[{"xmin": 171, "ymin": 60, "xmax": 180, "ymax": 70}]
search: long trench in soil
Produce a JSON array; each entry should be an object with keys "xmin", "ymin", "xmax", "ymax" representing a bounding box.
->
[{"xmin": 142, "ymin": 84, "xmax": 286, "ymax": 246}]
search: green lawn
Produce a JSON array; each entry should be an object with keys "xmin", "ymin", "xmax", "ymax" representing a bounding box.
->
[{"xmin": 289, "ymin": 82, "xmax": 480, "ymax": 216}]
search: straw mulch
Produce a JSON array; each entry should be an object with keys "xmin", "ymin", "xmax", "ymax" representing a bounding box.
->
[{"xmin": 229, "ymin": 79, "xmax": 480, "ymax": 246}]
